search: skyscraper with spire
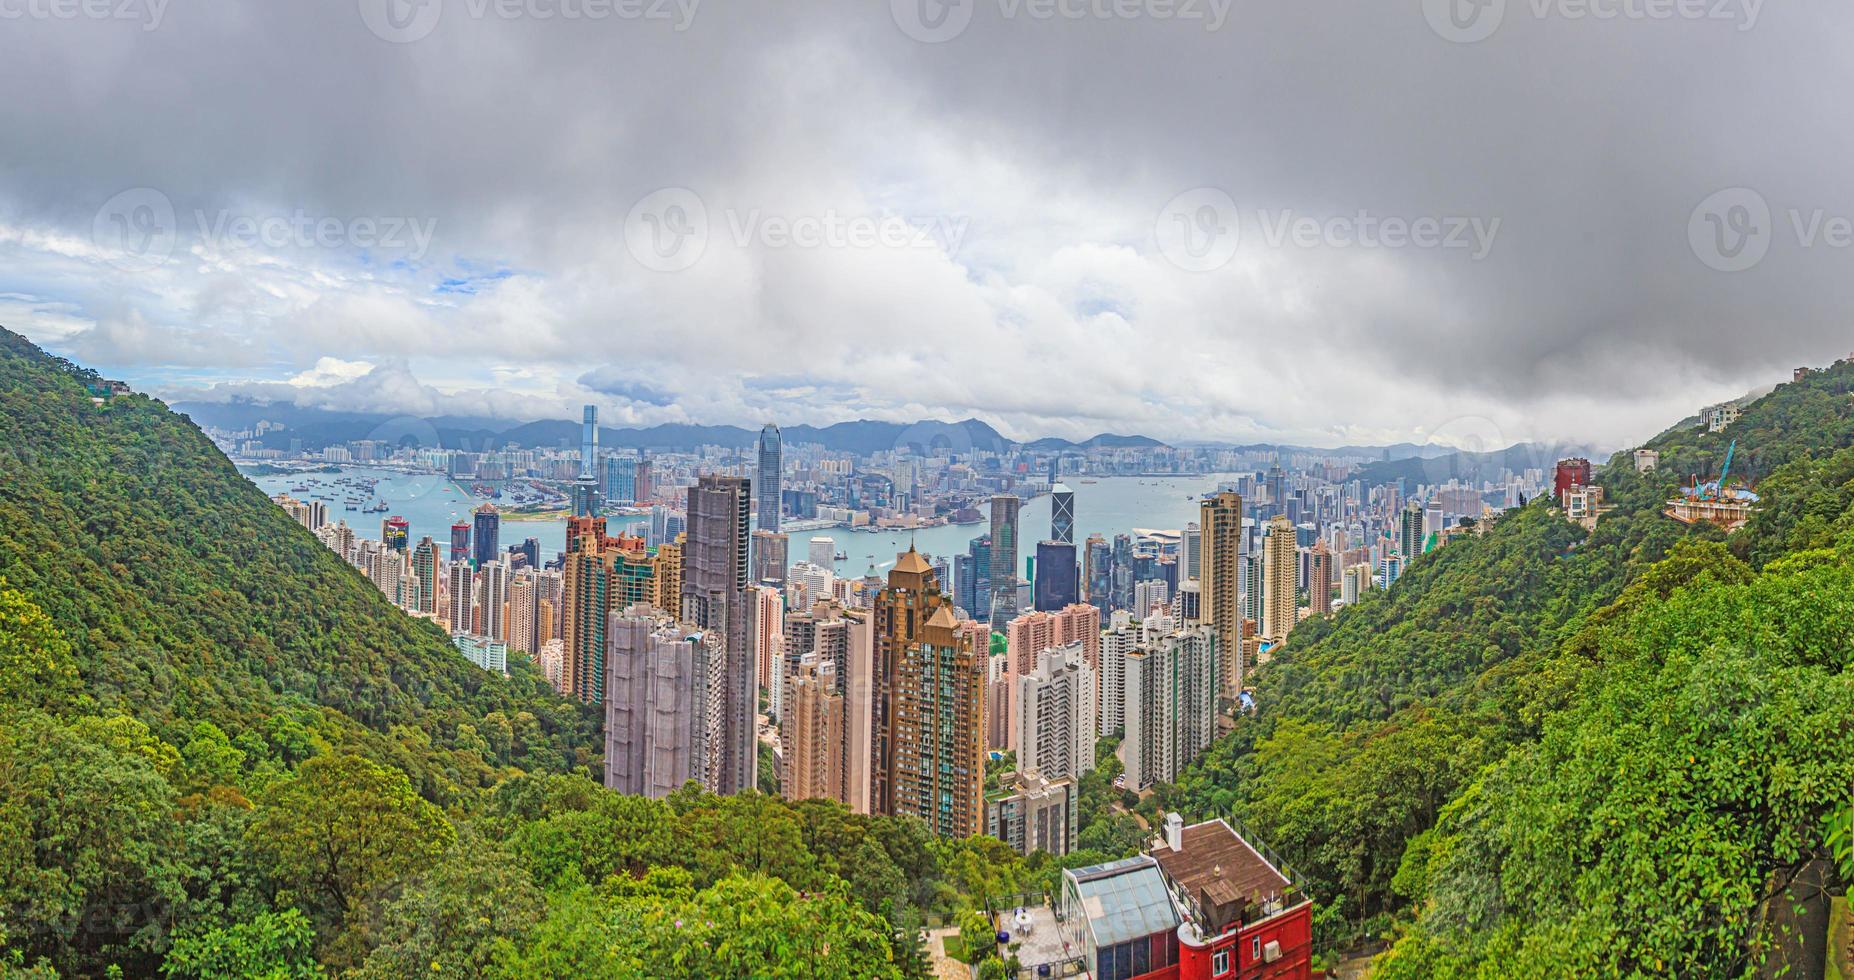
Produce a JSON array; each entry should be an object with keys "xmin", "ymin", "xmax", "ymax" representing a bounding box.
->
[{"xmin": 572, "ymin": 405, "xmax": 601, "ymax": 518}]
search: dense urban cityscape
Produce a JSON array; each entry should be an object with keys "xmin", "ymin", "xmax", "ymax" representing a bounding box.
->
[
  {"xmin": 200, "ymin": 392, "xmax": 1659, "ymax": 976},
  {"xmin": 8, "ymin": 0, "xmax": 1854, "ymax": 975}
]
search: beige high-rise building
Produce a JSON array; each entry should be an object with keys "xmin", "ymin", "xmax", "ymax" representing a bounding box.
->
[
  {"xmin": 507, "ymin": 570, "xmax": 538, "ymax": 654},
  {"xmin": 1262, "ymin": 515, "xmax": 1298, "ymax": 647},
  {"xmin": 1199, "ymin": 490, "xmax": 1244, "ymax": 697},
  {"xmin": 1308, "ymin": 541, "xmax": 1333, "ymax": 618},
  {"xmin": 651, "ymin": 538, "xmax": 683, "ymax": 617},
  {"xmin": 752, "ymin": 585, "xmax": 784, "ymax": 712},
  {"xmin": 781, "ymin": 653, "xmax": 846, "ymax": 805},
  {"xmin": 842, "ymin": 608, "xmax": 875, "ymax": 814}
]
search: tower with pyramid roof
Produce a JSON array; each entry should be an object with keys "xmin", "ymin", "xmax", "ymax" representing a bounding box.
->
[{"xmin": 870, "ymin": 544, "xmax": 985, "ymax": 837}]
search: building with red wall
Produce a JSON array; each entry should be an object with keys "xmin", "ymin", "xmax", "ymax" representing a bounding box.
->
[
  {"xmin": 1153, "ymin": 815, "xmax": 1314, "ymax": 980},
  {"xmin": 1553, "ymin": 458, "xmax": 1592, "ymax": 503},
  {"xmin": 1036, "ymin": 815, "xmax": 1313, "ymax": 980}
]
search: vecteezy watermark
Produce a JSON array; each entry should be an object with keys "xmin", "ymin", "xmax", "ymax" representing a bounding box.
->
[
  {"xmin": 1154, "ymin": 187, "xmax": 1501, "ymax": 271},
  {"xmin": 891, "ymin": 0, "xmax": 1231, "ymax": 43},
  {"xmin": 359, "ymin": 0, "xmax": 699, "ymax": 44},
  {"xmin": 1687, "ymin": 186, "xmax": 1854, "ymax": 273},
  {"xmin": 0, "ymin": 0, "xmax": 169, "ymax": 31},
  {"xmin": 91, "ymin": 188, "xmax": 439, "ymax": 270},
  {"xmin": 1422, "ymin": 0, "xmax": 1762, "ymax": 44},
  {"xmin": 622, "ymin": 187, "xmax": 970, "ymax": 272}
]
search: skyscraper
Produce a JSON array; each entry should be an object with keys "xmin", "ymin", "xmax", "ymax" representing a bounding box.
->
[
  {"xmin": 381, "ymin": 516, "xmax": 409, "ymax": 553},
  {"xmin": 562, "ymin": 539, "xmax": 615, "ymax": 703},
  {"xmin": 1122, "ymin": 625, "xmax": 1217, "ymax": 790},
  {"xmin": 1033, "ymin": 539, "xmax": 1079, "ymax": 611},
  {"xmin": 751, "ymin": 529, "xmax": 788, "ymax": 588},
  {"xmin": 1016, "ymin": 644, "xmax": 1096, "ymax": 782},
  {"xmin": 757, "ymin": 423, "xmax": 783, "ymax": 534},
  {"xmin": 873, "ymin": 546, "xmax": 984, "ymax": 837},
  {"xmin": 476, "ymin": 559, "xmax": 509, "ymax": 644},
  {"xmin": 445, "ymin": 560, "xmax": 474, "ymax": 636},
  {"xmin": 605, "ymin": 608, "xmax": 724, "ymax": 799},
  {"xmin": 989, "ymin": 495, "xmax": 1021, "ymax": 628},
  {"xmin": 683, "ymin": 474, "xmax": 755, "ymax": 796},
  {"xmin": 1262, "ymin": 514, "xmax": 1297, "ymax": 646},
  {"xmin": 472, "ymin": 504, "xmax": 500, "ymax": 569},
  {"xmin": 1050, "ymin": 483, "xmax": 1075, "ymax": 544},
  {"xmin": 1199, "ymin": 491, "xmax": 1243, "ymax": 696},
  {"xmin": 1399, "ymin": 503, "xmax": 1424, "ymax": 561},
  {"xmin": 964, "ymin": 534, "xmax": 991, "ymax": 617},
  {"xmin": 603, "ymin": 454, "xmax": 637, "ymax": 505},
  {"xmin": 572, "ymin": 404, "xmax": 600, "ymax": 518},
  {"xmin": 1308, "ymin": 541, "xmax": 1333, "ymax": 617},
  {"xmin": 782, "ymin": 652, "xmax": 845, "ymax": 805},
  {"xmin": 411, "ymin": 536, "xmax": 440, "ymax": 615},
  {"xmin": 507, "ymin": 569, "xmax": 538, "ymax": 654},
  {"xmin": 449, "ymin": 521, "xmax": 471, "ymax": 563}
]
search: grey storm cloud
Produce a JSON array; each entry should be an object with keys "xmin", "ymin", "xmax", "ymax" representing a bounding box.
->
[
  {"xmin": 0, "ymin": 0, "xmax": 1849, "ymax": 449},
  {"xmin": 576, "ymin": 366, "xmax": 677, "ymax": 406}
]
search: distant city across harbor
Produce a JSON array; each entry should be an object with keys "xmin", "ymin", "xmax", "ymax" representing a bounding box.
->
[{"xmin": 243, "ymin": 465, "xmax": 1241, "ymax": 576}]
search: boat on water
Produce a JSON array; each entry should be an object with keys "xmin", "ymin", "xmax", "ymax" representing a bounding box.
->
[{"xmin": 834, "ymin": 550, "xmax": 848, "ymax": 561}]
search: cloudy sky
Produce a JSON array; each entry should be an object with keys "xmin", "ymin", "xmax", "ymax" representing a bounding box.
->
[{"xmin": 2, "ymin": 0, "xmax": 1849, "ymax": 449}]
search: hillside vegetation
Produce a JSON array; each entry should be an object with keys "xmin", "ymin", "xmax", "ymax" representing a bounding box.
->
[
  {"xmin": 1168, "ymin": 358, "xmax": 1854, "ymax": 972},
  {"xmin": 0, "ymin": 330, "xmax": 1113, "ymax": 977}
]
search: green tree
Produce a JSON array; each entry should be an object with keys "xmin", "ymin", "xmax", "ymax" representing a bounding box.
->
[
  {"xmin": 161, "ymin": 909, "xmax": 322, "ymax": 979},
  {"xmin": 0, "ymin": 579, "xmax": 81, "ymax": 713},
  {"xmin": 0, "ymin": 710, "xmax": 186, "ymax": 977},
  {"xmin": 246, "ymin": 754, "xmax": 453, "ymax": 931},
  {"xmin": 354, "ymin": 832, "xmax": 543, "ymax": 978}
]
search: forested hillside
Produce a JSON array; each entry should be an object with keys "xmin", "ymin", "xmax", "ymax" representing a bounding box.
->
[
  {"xmin": 9, "ymin": 325, "xmax": 1854, "ymax": 975},
  {"xmin": 1164, "ymin": 358, "xmax": 1854, "ymax": 972},
  {"xmin": 0, "ymin": 327, "xmax": 601, "ymax": 794},
  {"xmin": 0, "ymin": 330, "xmax": 1113, "ymax": 977}
]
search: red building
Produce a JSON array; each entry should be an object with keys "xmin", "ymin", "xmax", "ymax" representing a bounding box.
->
[
  {"xmin": 1154, "ymin": 816, "xmax": 1314, "ymax": 980},
  {"xmin": 1045, "ymin": 815, "xmax": 1313, "ymax": 980},
  {"xmin": 1554, "ymin": 457, "xmax": 1592, "ymax": 503}
]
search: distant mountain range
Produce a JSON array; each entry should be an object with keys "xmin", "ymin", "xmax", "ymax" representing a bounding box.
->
[
  {"xmin": 1354, "ymin": 440, "xmax": 1607, "ymax": 488},
  {"xmin": 170, "ymin": 400, "xmax": 1162, "ymax": 456},
  {"xmin": 171, "ymin": 398, "xmax": 1588, "ymax": 463}
]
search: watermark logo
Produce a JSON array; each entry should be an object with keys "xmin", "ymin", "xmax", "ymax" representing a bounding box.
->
[
  {"xmin": 0, "ymin": 0, "xmax": 169, "ymax": 31},
  {"xmin": 625, "ymin": 187, "xmax": 709, "ymax": 272},
  {"xmin": 1424, "ymin": 0, "xmax": 1761, "ymax": 42},
  {"xmin": 92, "ymin": 187, "xmax": 178, "ymax": 271},
  {"xmin": 1687, "ymin": 186, "xmax": 1854, "ymax": 273},
  {"xmin": 1154, "ymin": 188, "xmax": 1501, "ymax": 269},
  {"xmin": 891, "ymin": 0, "xmax": 974, "ymax": 42},
  {"xmin": 892, "ymin": 0, "xmax": 1231, "ymax": 42},
  {"xmin": 90, "ymin": 190, "xmax": 438, "ymax": 268},
  {"xmin": 1688, "ymin": 187, "xmax": 1770, "ymax": 273},
  {"xmin": 359, "ymin": 0, "xmax": 443, "ymax": 43},
  {"xmin": 1423, "ymin": 0, "xmax": 1505, "ymax": 43},
  {"xmin": 1155, "ymin": 188, "xmax": 1241, "ymax": 272},
  {"xmin": 360, "ymin": 0, "xmax": 700, "ymax": 44},
  {"xmin": 623, "ymin": 188, "xmax": 969, "ymax": 272}
]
